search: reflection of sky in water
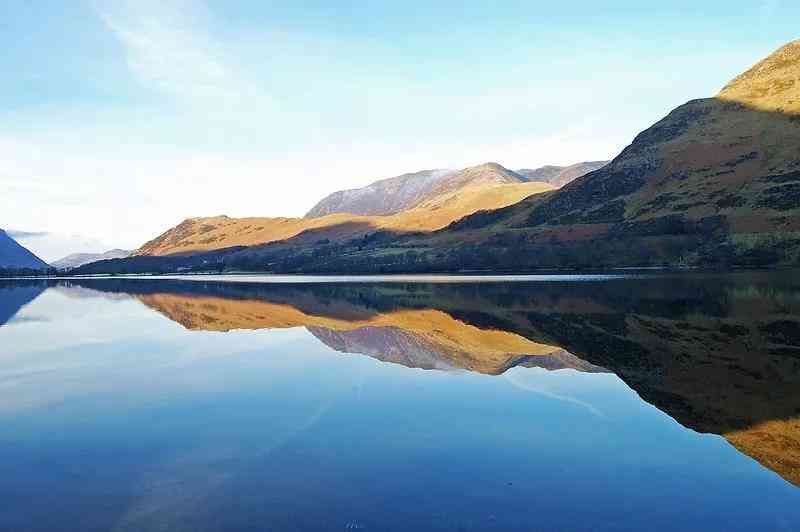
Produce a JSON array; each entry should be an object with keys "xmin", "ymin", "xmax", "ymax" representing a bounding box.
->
[{"xmin": 0, "ymin": 285, "xmax": 798, "ymax": 532}]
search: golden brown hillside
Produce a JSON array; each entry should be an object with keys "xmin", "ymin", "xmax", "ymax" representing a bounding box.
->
[
  {"xmin": 136, "ymin": 178, "xmax": 553, "ymax": 256},
  {"xmin": 393, "ymin": 39, "xmax": 800, "ymax": 270},
  {"xmin": 718, "ymin": 39, "xmax": 800, "ymax": 113}
]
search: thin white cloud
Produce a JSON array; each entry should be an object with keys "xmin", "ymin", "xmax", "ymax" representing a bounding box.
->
[{"xmin": 94, "ymin": 0, "xmax": 269, "ymax": 114}]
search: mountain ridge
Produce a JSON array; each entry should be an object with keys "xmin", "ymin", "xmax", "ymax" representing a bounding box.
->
[
  {"xmin": 73, "ymin": 39, "xmax": 800, "ymax": 274},
  {"xmin": 51, "ymin": 249, "xmax": 132, "ymax": 270},
  {"xmin": 0, "ymin": 229, "xmax": 49, "ymax": 270},
  {"xmin": 305, "ymin": 160, "xmax": 606, "ymax": 218},
  {"xmin": 134, "ymin": 162, "xmax": 556, "ymax": 257},
  {"xmin": 516, "ymin": 161, "xmax": 609, "ymax": 188}
]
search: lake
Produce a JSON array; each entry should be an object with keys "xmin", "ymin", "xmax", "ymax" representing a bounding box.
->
[{"xmin": 1, "ymin": 272, "xmax": 799, "ymax": 531}]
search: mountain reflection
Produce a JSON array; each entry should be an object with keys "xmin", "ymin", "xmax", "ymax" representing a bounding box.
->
[
  {"xmin": 36, "ymin": 274, "xmax": 800, "ymax": 486},
  {"xmin": 0, "ymin": 281, "xmax": 47, "ymax": 327}
]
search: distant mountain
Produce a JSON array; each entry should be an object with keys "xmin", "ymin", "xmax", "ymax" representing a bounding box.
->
[
  {"xmin": 429, "ymin": 39, "xmax": 800, "ymax": 268},
  {"xmin": 134, "ymin": 162, "xmax": 554, "ymax": 257},
  {"xmin": 76, "ymin": 42, "xmax": 800, "ymax": 275},
  {"xmin": 51, "ymin": 249, "xmax": 131, "ymax": 270},
  {"xmin": 0, "ymin": 229, "xmax": 49, "ymax": 270},
  {"xmin": 426, "ymin": 162, "xmax": 528, "ymax": 196},
  {"xmin": 516, "ymin": 161, "xmax": 609, "ymax": 188},
  {"xmin": 277, "ymin": 39, "xmax": 800, "ymax": 272},
  {"xmin": 306, "ymin": 169, "xmax": 453, "ymax": 218},
  {"xmin": 306, "ymin": 161, "xmax": 601, "ymax": 219}
]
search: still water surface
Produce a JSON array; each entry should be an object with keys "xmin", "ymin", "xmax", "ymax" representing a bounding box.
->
[{"xmin": 1, "ymin": 273, "xmax": 799, "ymax": 531}]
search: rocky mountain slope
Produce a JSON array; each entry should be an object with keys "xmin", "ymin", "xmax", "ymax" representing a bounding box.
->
[
  {"xmin": 0, "ymin": 229, "xmax": 49, "ymax": 270},
  {"xmin": 51, "ymin": 249, "xmax": 131, "ymax": 270},
  {"xmin": 306, "ymin": 161, "xmax": 604, "ymax": 218},
  {"xmin": 305, "ymin": 169, "xmax": 453, "ymax": 218},
  {"xmin": 135, "ymin": 162, "xmax": 553, "ymax": 257},
  {"xmin": 75, "ymin": 40, "xmax": 800, "ymax": 274},
  {"xmin": 253, "ymin": 39, "xmax": 799, "ymax": 273},
  {"xmin": 516, "ymin": 161, "xmax": 609, "ymax": 188},
  {"xmin": 429, "ymin": 40, "xmax": 800, "ymax": 268}
]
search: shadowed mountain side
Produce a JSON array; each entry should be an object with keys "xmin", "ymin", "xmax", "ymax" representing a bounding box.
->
[
  {"xmin": 70, "ymin": 42, "xmax": 800, "ymax": 275},
  {"xmin": 135, "ymin": 42, "xmax": 799, "ymax": 274},
  {"xmin": 256, "ymin": 99, "xmax": 800, "ymax": 274},
  {"xmin": 57, "ymin": 273, "xmax": 800, "ymax": 485},
  {"xmin": 0, "ymin": 230, "xmax": 49, "ymax": 270},
  {"xmin": 390, "ymin": 43, "xmax": 800, "ymax": 270},
  {"xmin": 0, "ymin": 281, "xmax": 47, "ymax": 326}
]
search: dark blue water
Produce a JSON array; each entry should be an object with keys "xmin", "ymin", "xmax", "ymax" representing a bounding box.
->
[{"xmin": 1, "ymin": 274, "xmax": 798, "ymax": 531}]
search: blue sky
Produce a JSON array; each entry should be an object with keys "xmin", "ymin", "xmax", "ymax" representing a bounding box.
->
[{"xmin": 1, "ymin": 0, "xmax": 798, "ymax": 255}]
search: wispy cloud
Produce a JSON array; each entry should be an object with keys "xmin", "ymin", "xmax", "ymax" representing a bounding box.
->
[
  {"xmin": 94, "ymin": 0, "xmax": 269, "ymax": 113},
  {"xmin": 6, "ymin": 230, "xmax": 49, "ymax": 239}
]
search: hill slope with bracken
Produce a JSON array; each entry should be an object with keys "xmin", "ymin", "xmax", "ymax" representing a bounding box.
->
[
  {"xmin": 76, "ymin": 41, "xmax": 800, "ymax": 274},
  {"xmin": 390, "ymin": 39, "xmax": 800, "ymax": 270},
  {"xmin": 134, "ymin": 162, "xmax": 554, "ymax": 257}
]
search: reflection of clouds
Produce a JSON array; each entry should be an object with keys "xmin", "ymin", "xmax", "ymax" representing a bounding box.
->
[
  {"xmin": 113, "ymin": 446, "xmax": 239, "ymax": 531},
  {"xmin": 503, "ymin": 368, "xmax": 606, "ymax": 418},
  {"xmin": 6, "ymin": 315, "xmax": 50, "ymax": 325},
  {"xmin": 0, "ymin": 287, "xmax": 310, "ymax": 414},
  {"xmin": 52, "ymin": 285, "xmax": 133, "ymax": 301},
  {"xmin": 112, "ymin": 375, "xmax": 346, "ymax": 530}
]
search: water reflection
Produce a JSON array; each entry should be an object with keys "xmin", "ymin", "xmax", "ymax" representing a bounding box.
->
[
  {"xmin": 1, "ymin": 273, "xmax": 799, "ymax": 530},
  {"xmin": 45, "ymin": 274, "xmax": 800, "ymax": 488},
  {"xmin": 0, "ymin": 281, "xmax": 47, "ymax": 326}
]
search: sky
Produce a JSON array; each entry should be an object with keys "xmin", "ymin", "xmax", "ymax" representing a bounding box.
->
[{"xmin": 1, "ymin": 0, "xmax": 799, "ymax": 258}]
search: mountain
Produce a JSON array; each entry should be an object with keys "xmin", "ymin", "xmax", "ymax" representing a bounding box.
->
[
  {"xmin": 51, "ymin": 249, "xmax": 131, "ymax": 270},
  {"xmin": 305, "ymin": 169, "xmax": 453, "ymax": 218},
  {"xmin": 0, "ymin": 229, "xmax": 49, "ymax": 270},
  {"xmin": 427, "ymin": 40, "xmax": 800, "ymax": 268},
  {"xmin": 516, "ymin": 161, "xmax": 609, "ymax": 188},
  {"xmin": 306, "ymin": 162, "xmax": 604, "ymax": 219},
  {"xmin": 238, "ymin": 39, "xmax": 799, "ymax": 273},
  {"xmin": 134, "ymin": 162, "xmax": 554, "ymax": 257},
  {"xmin": 75, "ymin": 41, "xmax": 800, "ymax": 275},
  {"xmin": 427, "ymin": 162, "xmax": 527, "ymax": 195}
]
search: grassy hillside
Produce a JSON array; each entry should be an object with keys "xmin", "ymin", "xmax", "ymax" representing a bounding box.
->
[
  {"xmin": 136, "ymin": 164, "xmax": 554, "ymax": 256},
  {"xmin": 262, "ymin": 39, "xmax": 800, "ymax": 272},
  {"xmin": 77, "ymin": 40, "xmax": 800, "ymax": 274}
]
